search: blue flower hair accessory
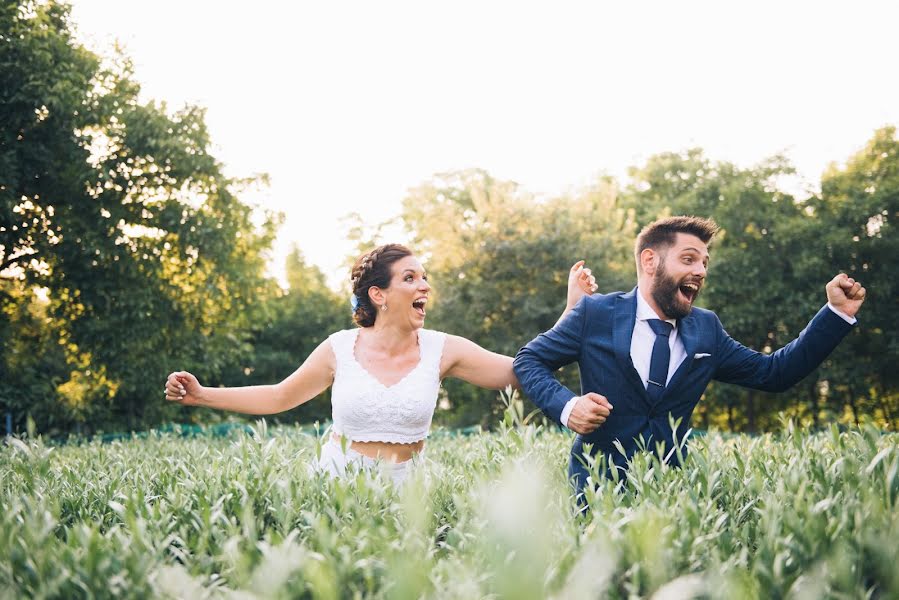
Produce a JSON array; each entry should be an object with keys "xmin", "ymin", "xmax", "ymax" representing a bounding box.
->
[{"xmin": 350, "ymin": 293, "xmax": 359, "ymax": 314}]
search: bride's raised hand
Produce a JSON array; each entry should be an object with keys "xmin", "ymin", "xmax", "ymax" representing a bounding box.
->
[{"xmin": 566, "ymin": 259, "xmax": 598, "ymax": 310}]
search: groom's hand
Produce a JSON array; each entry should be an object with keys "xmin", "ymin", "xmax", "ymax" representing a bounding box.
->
[
  {"xmin": 567, "ymin": 392, "xmax": 613, "ymax": 435},
  {"xmin": 826, "ymin": 273, "xmax": 867, "ymax": 318}
]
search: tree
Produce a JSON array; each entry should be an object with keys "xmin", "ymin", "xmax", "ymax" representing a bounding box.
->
[
  {"xmin": 1, "ymin": 1, "xmax": 279, "ymax": 433},
  {"xmin": 806, "ymin": 127, "xmax": 899, "ymax": 428}
]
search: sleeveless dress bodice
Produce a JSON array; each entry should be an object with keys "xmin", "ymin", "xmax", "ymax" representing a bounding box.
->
[{"xmin": 327, "ymin": 328, "xmax": 447, "ymax": 444}]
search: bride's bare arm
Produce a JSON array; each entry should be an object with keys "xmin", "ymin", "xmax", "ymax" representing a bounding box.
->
[
  {"xmin": 164, "ymin": 339, "xmax": 335, "ymax": 415},
  {"xmin": 441, "ymin": 335, "xmax": 518, "ymax": 390},
  {"xmin": 440, "ymin": 260, "xmax": 597, "ymax": 390}
]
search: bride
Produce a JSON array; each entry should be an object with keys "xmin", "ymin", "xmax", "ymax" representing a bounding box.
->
[{"xmin": 164, "ymin": 243, "xmax": 597, "ymax": 484}]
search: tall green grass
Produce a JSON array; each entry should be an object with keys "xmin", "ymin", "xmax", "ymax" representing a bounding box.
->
[{"xmin": 1, "ymin": 400, "xmax": 896, "ymax": 599}]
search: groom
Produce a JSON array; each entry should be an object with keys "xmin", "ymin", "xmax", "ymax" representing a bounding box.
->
[{"xmin": 513, "ymin": 216, "xmax": 866, "ymax": 496}]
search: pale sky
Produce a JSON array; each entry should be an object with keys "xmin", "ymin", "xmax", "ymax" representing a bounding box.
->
[{"xmin": 69, "ymin": 0, "xmax": 899, "ymax": 289}]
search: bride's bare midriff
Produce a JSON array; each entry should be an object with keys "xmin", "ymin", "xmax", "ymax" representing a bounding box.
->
[{"xmin": 331, "ymin": 433, "xmax": 424, "ymax": 463}]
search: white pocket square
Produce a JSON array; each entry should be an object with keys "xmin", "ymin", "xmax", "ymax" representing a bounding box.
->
[{"xmin": 693, "ymin": 353, "xmax": 711, "ymax": 359}]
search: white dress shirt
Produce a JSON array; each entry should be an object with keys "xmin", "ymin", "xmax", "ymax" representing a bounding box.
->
[{"xmin": 559, "ymin": 290, "xmax": 857, "ymax": 429}]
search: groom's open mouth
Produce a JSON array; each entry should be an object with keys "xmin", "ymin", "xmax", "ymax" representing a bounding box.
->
[
  {"xmin": 678, "ymin": 280, "xmax": 701, "ymax": 304},
  {"xmin": 412, "ymin": 297, "xmax": 427, "ymax": 317}
]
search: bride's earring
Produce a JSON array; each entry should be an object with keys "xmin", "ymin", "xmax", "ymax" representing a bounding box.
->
[{"xmin": 381, "ymin": 304, "xmax": 387, "ymax": 312}]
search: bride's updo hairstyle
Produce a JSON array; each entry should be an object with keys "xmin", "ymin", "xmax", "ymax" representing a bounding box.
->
[{"xmin": 350, "ymin": 243, "xmax": 413, "ymax": 327}]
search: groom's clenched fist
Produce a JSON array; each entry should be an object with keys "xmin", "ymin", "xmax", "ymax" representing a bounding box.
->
[
  {"xmin": 825, "ymin": 273, "xmax": 866, "ymax": 318},
  {"xmin": 566, "ymin": 392, "xmax": 613, "ymax": 434}
]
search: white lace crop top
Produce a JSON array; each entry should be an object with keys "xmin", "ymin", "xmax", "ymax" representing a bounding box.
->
[{"xmin": 328, "ymin": 328, "xmax": 447, "ymax": 444}]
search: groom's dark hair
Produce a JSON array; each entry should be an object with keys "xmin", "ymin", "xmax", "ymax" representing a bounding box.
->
[{"xmin": 635, "ymin": 216, "xmax": 719, "ymax": 267}]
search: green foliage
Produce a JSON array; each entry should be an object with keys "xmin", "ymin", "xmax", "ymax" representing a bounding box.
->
[
  {"xmin": 1, "ymin": 1, "xmax": 279, "ymax": 434},
  {"xmin": 1, "ymin": 418, "xmax": 896, "ymax": 598},
  {"xmin": 810, "ymin": 127, "xmax": 899, "ymax": 426},
  {"xmin": 0, "ymin": 283, "xmax": 70, "ymax": 429}
]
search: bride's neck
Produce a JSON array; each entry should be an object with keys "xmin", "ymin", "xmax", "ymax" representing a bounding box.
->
[{"xmin": 362, "ymin": 324, "xmax": 419, "ymax": 356}]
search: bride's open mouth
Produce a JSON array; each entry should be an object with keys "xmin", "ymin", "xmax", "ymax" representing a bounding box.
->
[{"xmin": 412, "ymin": 298, "xmax": 427, "ymax": 317}]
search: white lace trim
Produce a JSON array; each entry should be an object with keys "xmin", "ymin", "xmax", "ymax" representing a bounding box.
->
[{"xmin": 328, "ymin": 328, "xmax": 446, "ymax": 443}]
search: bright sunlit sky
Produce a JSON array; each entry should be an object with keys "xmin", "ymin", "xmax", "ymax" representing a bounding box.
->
[{"xmin": 69, "ymin": 0, "xmax": 899, "ymax": 289}]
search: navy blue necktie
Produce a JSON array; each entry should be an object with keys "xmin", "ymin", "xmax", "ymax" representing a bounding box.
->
[{"xmin": 646, "ymin": 319, "xmax": 674, "ymax": 402}]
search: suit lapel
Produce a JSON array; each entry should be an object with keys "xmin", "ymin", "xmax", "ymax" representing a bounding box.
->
[
  {"xmin": 614, "ymin": 289, "xmax": 652, "ymax": 409},
  {"xmin": 659, "ymin": 311, "xmax": 699, "ymax": 405}
]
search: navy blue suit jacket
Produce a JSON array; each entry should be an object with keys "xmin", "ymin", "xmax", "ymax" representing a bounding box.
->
[{"xmin": 513, "ymin": 288, "xmax": 854, "ymax": 486}]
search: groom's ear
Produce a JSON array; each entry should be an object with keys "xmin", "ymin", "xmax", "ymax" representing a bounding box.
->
[{"xmin": 640, "ymin": 248, "xmax": 659, "ymax": 275}]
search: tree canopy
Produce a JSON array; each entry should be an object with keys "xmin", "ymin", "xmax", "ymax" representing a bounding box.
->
[{"xmin": 2, "ymin": 1, "xmax": 279, "ymax": 433}]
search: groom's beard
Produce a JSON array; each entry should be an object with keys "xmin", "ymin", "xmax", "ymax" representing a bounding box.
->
[{"xmin": 651, "ymin": 261, "xmax": 701, "ymax": 320}]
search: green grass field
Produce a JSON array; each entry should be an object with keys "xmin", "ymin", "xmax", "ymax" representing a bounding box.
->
[{"xmin": 2, "ymin": 411, "xmax": 897, "ymax": 599}]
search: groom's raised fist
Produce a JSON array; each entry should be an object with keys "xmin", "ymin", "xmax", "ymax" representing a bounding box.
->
[
  {"xmin": 567, "ymin": 392, "xmax": 613, "ymax": 435},
  {"xmin": 826, "ymin": 273, "xmax": 866, "ymax": 318}
]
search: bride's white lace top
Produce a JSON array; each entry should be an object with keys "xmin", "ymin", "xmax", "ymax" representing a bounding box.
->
[{"xmin": 328, "ymin": 328, "xmax": 447, "ymax": 443}]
